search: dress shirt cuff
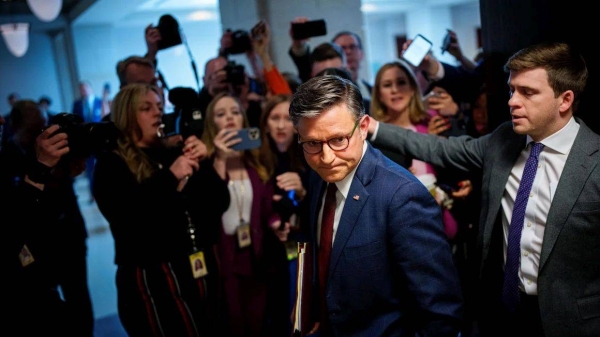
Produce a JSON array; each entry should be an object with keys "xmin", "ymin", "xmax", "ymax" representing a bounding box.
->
[
  {"xmin": 430, "ymin": 60, "xmax": 445, "ymax": 81},
  {"xmin": 369, "ymin": 121, "xmax": 380, "ymax": 142}
]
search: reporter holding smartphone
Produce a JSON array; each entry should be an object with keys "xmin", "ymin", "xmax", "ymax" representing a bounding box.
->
[
  {"xmin": 92, "ymin": 84, "xmax": 230, "ymax": 336},
  {"xmin": 201, "ymin": 92, "xmax": 289, "ymax": 337}
]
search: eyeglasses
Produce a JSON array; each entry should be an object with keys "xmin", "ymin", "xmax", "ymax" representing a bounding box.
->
[{"xmin": 299, "ymin": 120, "xmax": 359, "ymax": 154}]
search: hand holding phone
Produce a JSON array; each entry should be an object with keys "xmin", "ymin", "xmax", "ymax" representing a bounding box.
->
[
  {"xmin": 422, "ymin": 91, "xmax": 441, "ymax": 102},
  {"xmin": 441, "ymin": 29, "xmax": 452, "ymax": 54},
  {"xmin": 291, "ymin": 19, "xmax": 327, "ymax": 41},
  {"xmin": 402, "ymin": 34, "xmax": 433, "ymax": 68},
  {"xmin": 231, "ymin": 127, "xmax": 262, "ymax": 151}
]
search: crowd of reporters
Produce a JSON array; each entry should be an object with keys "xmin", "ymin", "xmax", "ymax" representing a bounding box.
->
[
  {"xmin": 0, "ymin": 15, "xmax": 481, "ymax": 336},
  {"xmin": 4, "ymin": 12, "xmax": 584, "ymax": 337}
]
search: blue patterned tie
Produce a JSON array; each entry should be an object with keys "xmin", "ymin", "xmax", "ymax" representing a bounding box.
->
[{"xmin": 502, "ymin": 142, "xmax": 544, "ymax": 312}]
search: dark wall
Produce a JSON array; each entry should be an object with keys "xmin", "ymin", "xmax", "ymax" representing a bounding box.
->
[{"xmin": 480, "ymin": 0, "xmax": 597, "ymax": 134}]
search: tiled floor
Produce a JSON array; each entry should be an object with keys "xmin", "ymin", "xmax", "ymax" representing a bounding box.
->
[{"xmin": 74, "ymin": 176, "xmax": 128, "ymax": 336}]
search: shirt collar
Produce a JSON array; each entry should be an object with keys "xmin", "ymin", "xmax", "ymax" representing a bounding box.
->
[{"xmin": 526, "ymin": 117, "xmax": 580, "ymax": 155}]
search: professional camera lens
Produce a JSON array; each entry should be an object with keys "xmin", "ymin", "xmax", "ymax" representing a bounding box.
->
[{"xmin": 49, "ymin": 113, "xmax": 119, "ymax": 159}]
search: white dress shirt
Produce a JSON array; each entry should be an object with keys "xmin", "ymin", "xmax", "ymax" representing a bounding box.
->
[{"xmin": 501, "ymin": 117, "xmax": 580, "ymax": 295}]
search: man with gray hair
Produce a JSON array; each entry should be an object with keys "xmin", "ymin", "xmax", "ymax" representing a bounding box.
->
[{"xmin": 289, "ymin": 75, "xmax": 463, "ymax": 336}]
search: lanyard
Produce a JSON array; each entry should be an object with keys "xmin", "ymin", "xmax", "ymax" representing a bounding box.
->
[
  {"xmin": 184, "ymin": 210, "xmax": 200, "ymax": 253},
  {"xmin": 230, "ymin": 179, "xmax": 245, "ymax": 225}
]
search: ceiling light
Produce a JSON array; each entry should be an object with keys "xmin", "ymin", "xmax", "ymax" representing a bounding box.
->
[
  {"xmin": 1, "ymin": 23, "xmax": 29, "ymax": 57},
  {"xmin": 26, "ymin": 0, "xmax": 62, "ymax": 22}
]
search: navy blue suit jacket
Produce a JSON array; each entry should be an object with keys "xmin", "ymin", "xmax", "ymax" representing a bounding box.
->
[{"xmin": 308, "ymin": 143, "xmax": 463, "ymax": 336}]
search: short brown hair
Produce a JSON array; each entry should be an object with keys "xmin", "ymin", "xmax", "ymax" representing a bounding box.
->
[
  {"xmin": 289, "ymin": 75, "xmax": 363, "ymax": 128},
  {"xmin": 504, "ymin": 42, "xmax": 588, "ymax": 112},
  {"xmin": 116, "ymin": 56, "xmax": 155, "ymax": 87}
]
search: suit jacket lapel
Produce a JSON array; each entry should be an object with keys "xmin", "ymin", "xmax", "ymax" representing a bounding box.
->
[
  {"xmin": 483, "ymin": 134, "xmax": 526, "ymax": 252},
  {"xmin": 327, "ymin": 144, "xmax": 375, "ymax": 280},
  {"xmin": 540, "ymin": 120, "xmax": 600, "ymax": 270}
]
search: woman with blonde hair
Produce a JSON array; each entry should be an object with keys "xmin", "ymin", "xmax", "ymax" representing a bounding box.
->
[
  {"xmin": 370, "ymin": 60, "xmax": 458, "ymax": 240},
  {"xmin": 93, "ymin": 83, "xmax": 230, "ymax": 336}
]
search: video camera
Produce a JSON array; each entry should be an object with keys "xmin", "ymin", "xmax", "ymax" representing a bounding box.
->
[
  {"xmin": 49, "ymin": 112, "xmax": 119, "ymax": 159},
  {"xmin": 163, "ymin": 87, "xmax": 204, "ymax": 140}
]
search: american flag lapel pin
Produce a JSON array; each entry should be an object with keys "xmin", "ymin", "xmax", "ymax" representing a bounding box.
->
[{"xmin": 353, "ymin": 195, "xmax": 360, "ymax": 200}]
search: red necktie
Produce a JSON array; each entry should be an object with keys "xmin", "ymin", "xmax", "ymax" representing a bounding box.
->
[{"xmin": 318, "ymin": 183, "xmax": 337, "ymax": 327}]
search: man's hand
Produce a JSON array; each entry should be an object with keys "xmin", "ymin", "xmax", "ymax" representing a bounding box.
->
[
  {"xmin": 35, "ymin": 125, "xmax": 69, "ymax": 168},
  {"xmin": 445, "ymin": 30, "xmax": 477, "ymax": 71},
  {"xmin": 276, "ymin": 172, "xmax": 306, "ymax": 200},
  {"xmin": 145, "ymin": 24, "xmax": 161, "ymax": 60},
  {"xmin": 425, "ymin": 88, "xmax": 459, "ymax": 117},
  {"xmin": 289, "ymin": 17, "xmax": 310, "ymax": 55},
  {"xmin": 219, "ymin": 30, "xmax": 233, "ymax": 56},
  {"xmin": 427, "ymin": 115, "xmax": 451, "ymax": 136},
  {"xmin": 451, "ymin": 180, "xmax": 472, "ymax": 199},
  {"xmin": 446, "ymin": 30, "xmax": 463, "ymax": 60}
]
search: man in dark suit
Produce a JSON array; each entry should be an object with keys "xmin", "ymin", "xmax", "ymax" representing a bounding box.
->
[
  {"xmin": 72, "ymin": 81, "xmax": 103, "ymax": 123},
  {"xmin": 367, "ymin": 42, "xmax": 600, "ymax": 336},
  {"xmin": 72, "ymin": 80, "xmax": 103, "ymax": 201},
  {"xmin": 289, "ymin": 75, "xmax": 463, "ymax": 336}
]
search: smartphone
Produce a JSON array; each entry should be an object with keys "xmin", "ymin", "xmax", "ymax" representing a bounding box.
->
[
  {"xmin": 231, "ymin": 127, "xmax": 261, "ymax": 151},
  {"xmin": 291, "ymin": 19, "xmax": 327, "ymax": 40},
  {"xmin": 422, "ymin": 90, "xmax": 441, "ymax": 102},
  {"xmin": 441, "ymin": 29, "xmax": 452, "ymax": 54},
  {"xmin": 402, "ymin": 34, "xmax": 433, "ymax": 68}
]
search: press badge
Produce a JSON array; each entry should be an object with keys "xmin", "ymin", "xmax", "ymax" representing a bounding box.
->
[
  {"xmin": 189, "ymin": 251, "xmax": 208, "ymax": 278},
  {"xmin": 19, "ymin": 244, "xmax": 35, "ymax": 267},
  {"xmin": 237, "ymin": 223, "xmax": 252, "ymax": 248}
]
